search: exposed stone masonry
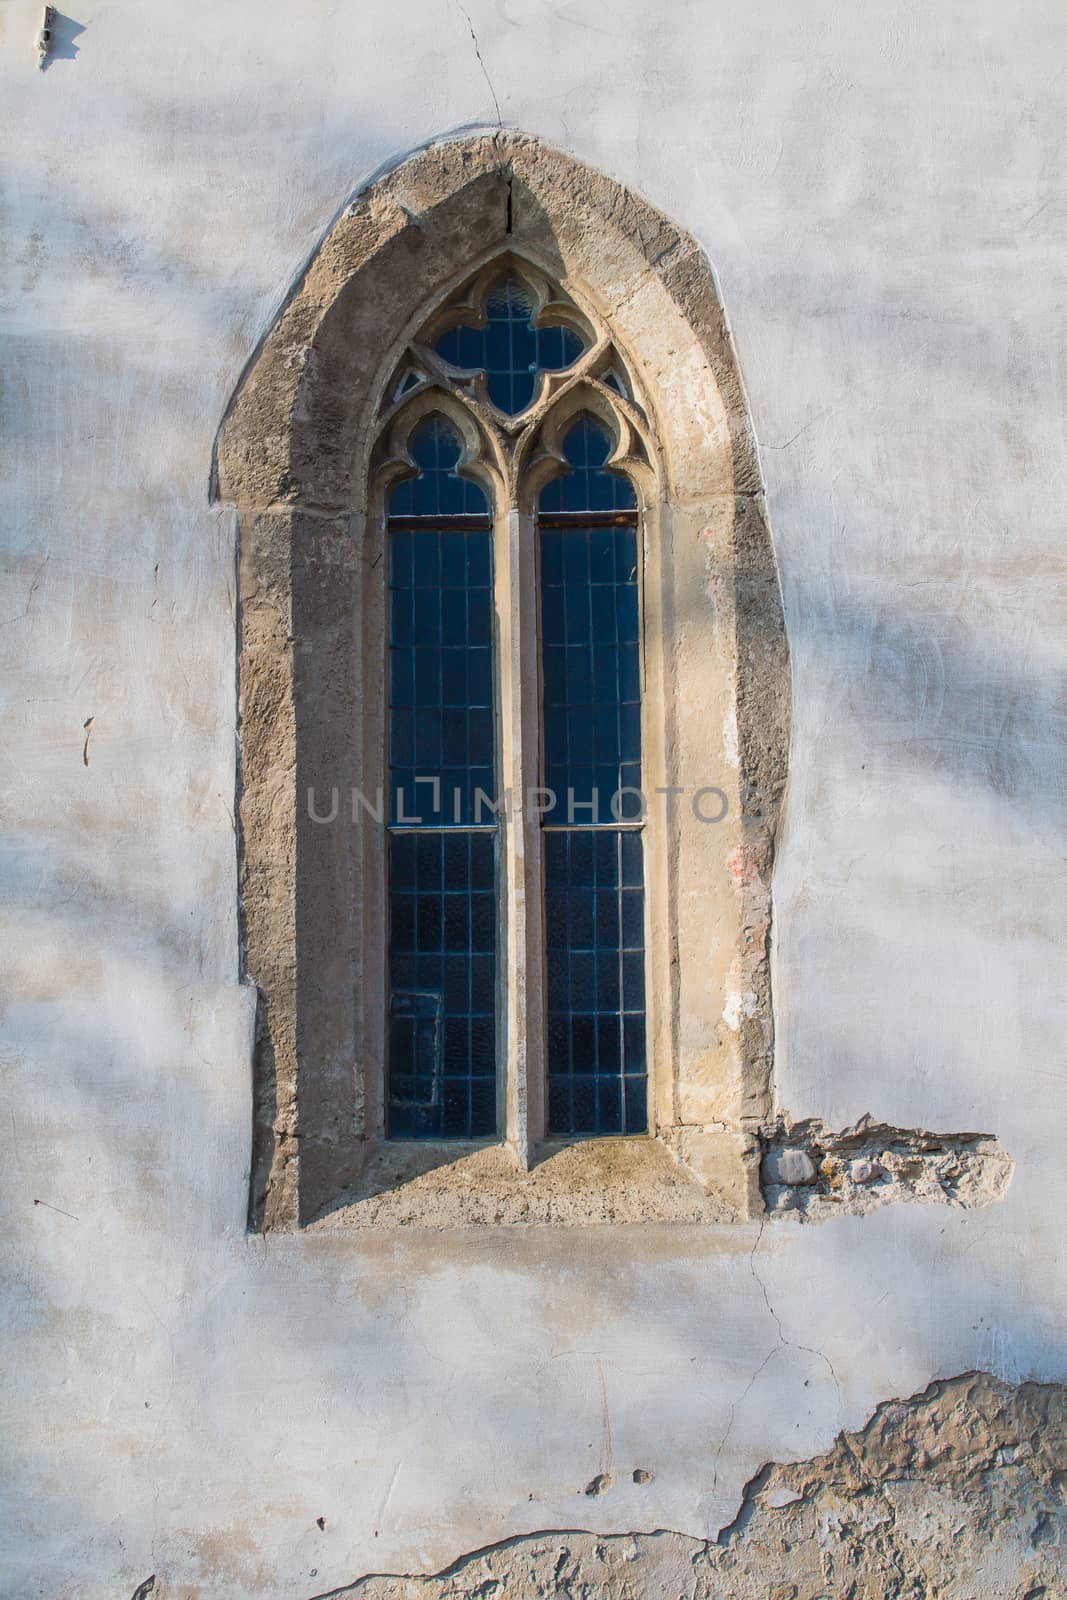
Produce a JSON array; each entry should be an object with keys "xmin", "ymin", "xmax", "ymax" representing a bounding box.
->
[
  {"xmin": 302, "ymin": 1115, "xmax": 1012, "ymax": 1230},
  {"xmin": 760, "ymin": 1115, "xmax": 1013, "ymax": 1223}
]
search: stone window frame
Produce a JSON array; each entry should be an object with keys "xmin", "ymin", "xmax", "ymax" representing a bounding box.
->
[{"xmin": 215, "ymin": 133, "xmax": 791, "ymax": 1230}]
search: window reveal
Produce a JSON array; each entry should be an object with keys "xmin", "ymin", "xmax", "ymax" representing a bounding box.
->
[{"xmin": 221, "ymin": 136, "xmax": 793, "ymax": 1228}]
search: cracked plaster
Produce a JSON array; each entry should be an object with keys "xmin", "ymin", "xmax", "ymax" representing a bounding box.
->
[{"xmin": 311, "ymin": 1372, "xmax": 1067, "ymax": 1599}]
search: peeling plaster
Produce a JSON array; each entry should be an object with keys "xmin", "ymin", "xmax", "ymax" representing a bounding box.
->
[
  {"xmin": 761, "ymin": 1115, "xmax": 1014, "ymax": 1222},
  {"xmin": 310, "ymin": 1372, "xmax": 1067, "ymax": 1599}
]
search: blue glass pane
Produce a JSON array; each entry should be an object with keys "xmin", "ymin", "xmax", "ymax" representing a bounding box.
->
[
  {"xmin": 539, "ymin": 521, "xmax": 641, "ymax": 820},
  {"xmin": 388, "ymin": 831, "xmax": 498, "ymax": 1138},
  {"xmin": 436, "ymin": 276, "xmax": 584, "ymax": 416},
  {"xmin": 539, "ymin": 417, "xmax": 637, "ymax": 513},
  {"xmin": 389, "ymin": 524, "xmax": 495, "ymax": 826},
  {"xmin": 388, "ymin": 414, "xmax": 488, "ymax": 517},
  {"xmin": 544, "ymin": 830, "xmax": 646, "ymax": 1137}
]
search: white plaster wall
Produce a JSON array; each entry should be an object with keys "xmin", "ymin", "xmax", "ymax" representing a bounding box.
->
[{"xmin": 2, "ymin": 0, "xmax": 1065, "ymax": 1594}]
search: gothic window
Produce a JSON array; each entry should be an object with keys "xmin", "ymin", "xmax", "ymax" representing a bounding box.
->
[
  {"xmin": 372, "ymin": 259, "xmax": 656, "ymax": 1146},
  {"xmin": 220, "ymin": 135, "xmax": 791, "ymax": 1229}
]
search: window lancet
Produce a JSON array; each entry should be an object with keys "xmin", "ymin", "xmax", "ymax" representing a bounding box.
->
[
  {"xmin": 538, "ymin": 419, "xmax": 647, "ymax": 1137},
  {"xmin": 385, "ymin": 416, "xmax": 498, "ymax": 1139}
]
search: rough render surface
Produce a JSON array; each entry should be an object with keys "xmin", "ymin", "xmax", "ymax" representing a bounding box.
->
[
  {"xmin": 3, "ymin": 0, "xmax": 1066, "ymax": 1595},
  {"xmin": 320, "ymin": 1373, "xmax": 1067, "ymax": 1600}
]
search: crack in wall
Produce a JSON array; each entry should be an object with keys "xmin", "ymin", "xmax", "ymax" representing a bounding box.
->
[
  {"xmin": 711, "ymin": 1214, "xmax": 842, "ymax": 1493},
  {"xmin": 450, "ymin": 0, "xmax": 503, "ymax": 128}
]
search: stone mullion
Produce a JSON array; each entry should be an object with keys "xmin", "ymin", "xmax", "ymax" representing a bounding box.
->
[{"xmin": 495, "ymin": 490, "xmax": 546, "ymax": 1164}]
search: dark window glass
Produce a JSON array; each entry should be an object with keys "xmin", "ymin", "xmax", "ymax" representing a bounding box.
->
[
  {"xmin": 388, "ymin": 412, "xmax": 488, "ymax": 517},
  {"xmin": 539, "ymin": 416, "xmax": 646, "ymax": 1138},
  {"xmin": 435, "ymin": 276, "xmax": 584, "ymax": 416},
  {"xmin": 387, "ymin": 414, "xmax": 497, "ymax": 1139},
  {"xmin": 543, "ymin": 830, "xmax": 647, "ymax": 1136},
  {"xmin": 539, "ymin": 416, "xmax": 637, "ymax": 514},
  {"xmin": 539, "ymin": 520, "xmax": 641, "ymax": 818},
  {"xmin": 388, "ymin": 832, "xmax": 498, "ymax": 1138},
  {"xmin": 388, "ymin": 522, "xmax": 495, "ymax": 827}
]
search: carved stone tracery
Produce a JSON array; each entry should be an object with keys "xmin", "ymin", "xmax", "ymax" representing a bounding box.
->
[{"xmin": 372, "ymin": 255, "xmax": 654, "ymax": 512}]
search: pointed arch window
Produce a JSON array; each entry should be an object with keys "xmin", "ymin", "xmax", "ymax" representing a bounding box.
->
[
  {"xmin": 220, "ymin": 137, "xmax": 793, "ymax": 1228},
  {"xmin": 372, "ymin": 260, "xmax": 656, "ymax": 1151}
]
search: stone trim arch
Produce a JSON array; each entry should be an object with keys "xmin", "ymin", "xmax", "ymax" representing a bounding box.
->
[{"xmin": 216, "ymin": 131, "xmax": 791, "ymax": 1230}]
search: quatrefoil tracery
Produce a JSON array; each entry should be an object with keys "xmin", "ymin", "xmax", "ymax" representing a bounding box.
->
[
  {"xmin": 374, "ymin": 255, "xmax": 655, "ymax": 511},
  {"xmin": 435, "ymin": 272, "xmax": 584, "ymax": 417}
]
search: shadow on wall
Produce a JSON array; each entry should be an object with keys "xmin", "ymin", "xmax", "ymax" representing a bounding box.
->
[
  {"xmin": 770, "ymin": 557, "xmax": 1067, "ymax": 1129},
  {"xmin": 40, "ymin": 12, "xmax": 86, "ymax": 68}
]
